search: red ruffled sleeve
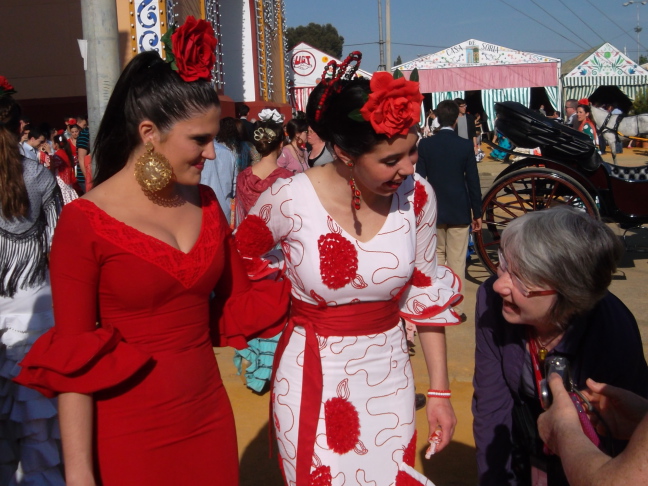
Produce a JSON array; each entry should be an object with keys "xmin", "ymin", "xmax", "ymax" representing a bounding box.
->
[
  {"xmin": 15, "ymin": 323, "xmax": 151, "ymax": 398},
  {"xmin": 13, "ymin": 202, "xmax": 151, "ymax": 397},
  {"xmin": 209, "ymin": 214, "xmax": 291, "ymax": 350}
]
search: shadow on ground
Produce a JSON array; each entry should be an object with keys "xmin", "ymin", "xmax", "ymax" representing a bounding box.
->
[
  {"xmin": 239, "ymin": 422, "xmax": 284, "ymax": 486},
  {"xmin": 420, "ymin": 441, "xmax": 478, "ymax": 486}
]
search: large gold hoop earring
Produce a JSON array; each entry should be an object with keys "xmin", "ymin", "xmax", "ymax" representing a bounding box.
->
[{"xmin": 134, "ymin": 142, "xmax": 173, "ymax": 193}]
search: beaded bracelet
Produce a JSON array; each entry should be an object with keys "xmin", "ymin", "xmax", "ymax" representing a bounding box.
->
[{"xmin": 427, "ymin": 389, "xmax": 451, "ymax": 398}]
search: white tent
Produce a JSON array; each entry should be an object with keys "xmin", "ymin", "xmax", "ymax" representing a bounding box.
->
[
  {"xmin": 287, "ymin": 42, "xmax": 372, "ymax": 112},
  {"xmin": 562, "ymin": 43, "xmax": 648, "ymax": 102},
  {"xmin": 393, "ymin": 39, "xmax": 561, "ymax": 129}
]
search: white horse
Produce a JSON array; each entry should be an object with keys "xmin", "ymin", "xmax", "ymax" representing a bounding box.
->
[{"xmin": 590, "ymin": 105, "xmax": 648, "ymax": 164}]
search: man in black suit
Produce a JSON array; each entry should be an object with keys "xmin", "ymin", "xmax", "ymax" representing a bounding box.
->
[
  {"xmin": 416, "ymin": 100, "xmax": 482, "ymax": 321},
  {"xmin": 237, "ymin": 104, "xmax": 255, "ymax": 141}
]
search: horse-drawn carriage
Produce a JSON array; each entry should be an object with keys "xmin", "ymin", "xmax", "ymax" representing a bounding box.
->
[{"xmin": 474, "ymin": 101, "xmax": 648, "ymax": 273}]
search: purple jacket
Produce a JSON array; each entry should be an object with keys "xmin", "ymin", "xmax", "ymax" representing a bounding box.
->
[{"xmin": 472, "ymin": 276, "xmax": 648, "ymax": 485}]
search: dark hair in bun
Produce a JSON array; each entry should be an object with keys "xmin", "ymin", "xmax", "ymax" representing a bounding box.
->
[
  {"xmin": 306, "ymin": 77, "xmax": 387, "ymax": 158},
  {"xmin": 251, "ymin": 120, "xmax": 283, "ymax": 157}
]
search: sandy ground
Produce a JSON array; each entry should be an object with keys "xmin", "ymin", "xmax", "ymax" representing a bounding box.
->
[{"xmin": 217, "ymin": 145, "xmax": 648, "ymax": 485}]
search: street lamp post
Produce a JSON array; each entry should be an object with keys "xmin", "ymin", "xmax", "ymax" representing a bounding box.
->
[{"xmin": 623, "ymin": 1, "xmax": 648, "ymax": 63}]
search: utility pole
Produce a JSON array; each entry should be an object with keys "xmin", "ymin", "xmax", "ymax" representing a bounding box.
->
[
  {"xmin": 623, "ymin": 1, "xmax": 648, "ymax": 62},
  {"xmin": 386, "ymin": 0, "xmax": 391, "ymax": 70},
  {"xmin": 377, "ymin": 0, "xmax": 386, "ymax": 71},
  {"xmin": 80, "ymin": 0, "xmax": 120, "ymax": 147}
]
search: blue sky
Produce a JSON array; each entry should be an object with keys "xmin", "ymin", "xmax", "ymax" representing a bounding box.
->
[{"xmin": 283, "ymin": 0, "xmax": 646, "ymax": 71}]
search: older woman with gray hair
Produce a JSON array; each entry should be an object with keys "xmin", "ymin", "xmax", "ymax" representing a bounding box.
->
[{"xmin": 472, "ymin": 206, "xmax": 648, "ymax": 486}]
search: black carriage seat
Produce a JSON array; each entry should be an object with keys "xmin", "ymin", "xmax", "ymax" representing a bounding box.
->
[
  {"xmin": 494, "ymin": 101, "xmax": 602, "ymax": 172},
  {"xmin": 605, "ymin": 163, "xmax": 648, "ymax": 181}
]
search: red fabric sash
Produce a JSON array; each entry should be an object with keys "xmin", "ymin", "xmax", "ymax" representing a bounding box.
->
[{"xmin": 272, "ymin": 298, "xmax": 400, "ymax": 485}]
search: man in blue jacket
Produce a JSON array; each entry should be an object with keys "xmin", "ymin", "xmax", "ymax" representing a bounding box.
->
[{"xmin": 416, "ymin": 100, "xmax": 482, "ymax": 320}]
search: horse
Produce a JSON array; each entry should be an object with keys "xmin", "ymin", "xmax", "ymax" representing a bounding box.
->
[{"xmin": 590, "ymin": 105, "xmax": 648, "ymax": 164}]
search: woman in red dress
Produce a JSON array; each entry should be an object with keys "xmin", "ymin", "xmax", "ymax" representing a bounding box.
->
[{"xmin": 15, "ymin": 18, "xmax": 288, "ymax": 486}]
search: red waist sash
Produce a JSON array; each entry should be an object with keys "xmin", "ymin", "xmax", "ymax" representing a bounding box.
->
[{"xmin": 272, "ymin": 298, "xmax": 400, "ymax": 485}]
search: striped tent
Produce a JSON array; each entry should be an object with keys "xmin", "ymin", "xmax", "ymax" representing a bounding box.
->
[
  {"xmin": 393, "ymin": 39, "xmax": 561, "ymax": 130},
  {"xmin": 562, "ymin": 43, "xmax": 648, "ymax": 102}
]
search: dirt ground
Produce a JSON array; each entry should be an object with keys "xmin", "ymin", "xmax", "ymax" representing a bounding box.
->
[{"xmin": 216, "ymin": 145, "xmax": 648, "ymax": 486}]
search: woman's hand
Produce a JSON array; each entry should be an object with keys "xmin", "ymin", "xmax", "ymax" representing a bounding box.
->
[{"xmin": 425, "ymin": 396, "xmax": 457, "ymax": 454}]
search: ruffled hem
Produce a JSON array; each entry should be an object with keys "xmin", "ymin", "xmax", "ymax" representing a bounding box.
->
[
  {"xmin": 14, "ymin": 323, "xmax": 152, "ymax": 398},
  {"xmin": 399, "ymin": 265, "xmax": 463, "ymax": 326},
  {"xmin": 233, "ymin": 332, "xmax": 281, "ymax": 393}
]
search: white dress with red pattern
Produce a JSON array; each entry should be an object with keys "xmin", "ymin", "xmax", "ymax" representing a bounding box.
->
[{"xmin": 235, "ymin": 172, "xmax": 461, "ymax": 486}]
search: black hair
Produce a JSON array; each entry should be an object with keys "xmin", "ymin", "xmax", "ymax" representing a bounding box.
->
[
  {"xmin": 285, "ymin": 117, "xmax": 308, "ymax": 142},
  {"xmin": 454, "ymin": 97, "xmax": 466, "ymax": 105},
  {"xmin": 238, "ymin": 104, "xmax": 250, "ymax": 117},
  {"xmin": 251, "ymin": 120, "xmax": 283, "ymax": 157},
  {"xmin": 0, "ymin": 95, "xmax": 29, "ymax": 219},
  {"xmin": 436, "ymin": 100, "xmax": 459, "ymax": 127},
  {"xmin": 92, "ymin": 50, "xmax": 220, "ymax": 186},
  {"xmin": 216, "ymin": 117, "xmax": 241, "ymax": 152},
  {"xmin": 27, "ymin": 126, "xmax": 44, "ymax": 141},
  {"xmin": 306, "ymin": 78, "xmax": 387, "ymax": 157}
]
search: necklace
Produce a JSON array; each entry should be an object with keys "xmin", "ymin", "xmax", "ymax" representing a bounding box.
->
[
  {"xmin": 535, "ymin": 330, "xmax": 563, "ymax": 361},
  {"xmin": 291, "ymin": 144, "xmax": 307, "ymax": 170}
]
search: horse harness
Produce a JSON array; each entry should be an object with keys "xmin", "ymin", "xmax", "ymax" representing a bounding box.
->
[{"xmin": 598, "ymin": 112, "xmax": 626, "ymax": 143}]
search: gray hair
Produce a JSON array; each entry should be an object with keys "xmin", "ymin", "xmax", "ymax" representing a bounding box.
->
[{"xmin": 501, "ymin": 207, "xmax": 623, "ymax": 328}]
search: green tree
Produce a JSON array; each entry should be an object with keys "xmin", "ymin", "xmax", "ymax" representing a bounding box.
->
[
  {"xmin": 640, "ymin": 54, "xmax": 648, "ymax": 65},
  {"xmin": 393, "ymin": 55, "xmax": 402, "ymax": 66},
  {"xmin": 286, "ymin": 23, "xmax": 344, "ymax": 58},
  {"xmin": 632, "ymin": 88, "xmax": 648, "ymax": 114}
]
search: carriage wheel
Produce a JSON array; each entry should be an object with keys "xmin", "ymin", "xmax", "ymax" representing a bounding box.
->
[{"xmin": 474, "ymin": 168, "xmax": 599, "ymax": 274}]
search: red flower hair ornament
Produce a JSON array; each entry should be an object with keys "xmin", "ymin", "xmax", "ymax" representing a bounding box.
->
[
  {"xmin": 359, "ymin": 72, "xmax": 423, "ymax": 138},
  {"xmin": 0, "ymin": 76, "xmax": 17, "ymax": 98},
  {"xmin": 161, "ymin": 16, "xmax": 217, "ymax": 82}
]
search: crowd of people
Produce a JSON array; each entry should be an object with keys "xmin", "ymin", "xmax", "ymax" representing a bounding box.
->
[{"xmin": 1, "ymin": 16, "xmax": 646, "ymax": 486}]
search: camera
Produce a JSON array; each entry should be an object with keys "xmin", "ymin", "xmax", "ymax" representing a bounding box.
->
[{"xmin": 539, "ymin": 355, "xmax": 572, "ymax": 409}]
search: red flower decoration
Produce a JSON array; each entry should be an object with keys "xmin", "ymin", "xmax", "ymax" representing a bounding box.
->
[
  {"xmin": 324, "ymin": 379, "xmax": 360, "ymax": 454},
  {"xmin": 318, "ymin": 232, "xmax": 358, "ymax": 290},
  {"xmin": 0, "ymin": 76, "xmax": 16, "ymax": 95},
  {"xmin": 413, "ymin": 180, "xmax": 428, "ymax": 218},
  {"xmin": 235, "ymin": 214, "xmax": 274, "ymax": 257},
  {"xmin": 403, "ymin": 431, "xmax": 417, "ymax": 467},
  {"xmin": 171, "ymin": 16, "xmax": 217, "ymax": 82},
  {"xmin": 396, "ymin": 469, "xmax": 421, "ymax": 486},
  {"xmin": 359, "ymin": 72, "xmax": 423, "ymax": 138},
  {"xmin": 310, "ymin": 465, "xmax": 332, "ymax": 486},
  {"xmin": 411, "ymin": 268, "xmax": 431, "ymax": 288}
]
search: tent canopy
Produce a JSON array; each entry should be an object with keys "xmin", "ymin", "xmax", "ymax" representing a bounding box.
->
[
  {"xmin": 562, "ymin": 43, "xmax": 648, "ymax": 101},
  {"xmin": 393, "ymin": 39, "xmax": 561, "ymax": 130},
  {"xmin": 287, "ymin": 42, "xmax": 372, "ymax": 111}
]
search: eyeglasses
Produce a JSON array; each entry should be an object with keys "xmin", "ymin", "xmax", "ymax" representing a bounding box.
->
[{"xmin": 497, "ymin": 249, "xmax": 558, "ymax": 298}]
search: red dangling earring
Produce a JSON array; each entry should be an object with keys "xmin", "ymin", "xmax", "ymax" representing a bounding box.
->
[{"xmin": 345, "ymin": 161, "xmax": 361, "ymax": 210}]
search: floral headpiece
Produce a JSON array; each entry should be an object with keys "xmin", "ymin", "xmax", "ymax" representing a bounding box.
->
[
  {"xmin": 161, "ymin": 16, "xmax": 217, "ymax": 82},
  {"xmin": 0, "ymin": 76, "xmax": 17, "ymax": 98},
  {"xmin": 578, "ymin": 98, "xmax": 590, "ymax": 106},
  {"xmin": 357, "ymin": 72, "xmax": 423, "ymax": 138},
  {"xmin": 258, "ymin": 108, "xmax": 284, "ymax": 123}
]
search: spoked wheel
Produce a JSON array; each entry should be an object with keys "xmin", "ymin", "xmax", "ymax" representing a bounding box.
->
[{"xmin": 474, "ymin": 168, "xmax": 599, "ymax": 274}]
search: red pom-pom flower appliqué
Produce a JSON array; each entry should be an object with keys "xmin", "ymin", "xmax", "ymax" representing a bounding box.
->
[
  {"xmin": 411, "ymin": 267, "xmax": 431, "ymax": 288},
  {"xmin": 318, "ymin": 217, "xmax": 358, "ymax": 290},
  {"xmin": 235, "ymin": 214, "xmax": 274, "ymax": 258},
  {"xmin": 324, "ymin": 379, "xmax": 361, "ymax": 454},
  {"xmin": 403, "ymin": 431, "xmax": 417, "ymax": 467},
  {"xmin": 310, "ymin": 465, "xmax": 332, "ymax": 486},
  {"xmin": 413, "ymin": 180, "xmax": 428, "ymax": 221}
]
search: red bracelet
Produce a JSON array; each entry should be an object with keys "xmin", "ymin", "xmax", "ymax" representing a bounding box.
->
[{"xmin": 427, "ymin": 389, "xmax": 451, "ymax": 398}]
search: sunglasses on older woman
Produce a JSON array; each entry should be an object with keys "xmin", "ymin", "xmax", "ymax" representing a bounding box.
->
[{"xmin": 497, "ymin": 249, "xmax": 558, "ymax": 298}]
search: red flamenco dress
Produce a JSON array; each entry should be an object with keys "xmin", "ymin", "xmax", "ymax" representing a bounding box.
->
[{"xmin": 15, "ymin": 186, "xmax": 289, "ymax": 485}]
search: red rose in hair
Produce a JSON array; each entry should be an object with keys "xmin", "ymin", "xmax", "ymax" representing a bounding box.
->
[
  {"xmin": 171, "ymin": 16, "xmax": 217, "ymax": 82},
  {"xmin": 360, "ymin": 72, "xmax": 423, "ymax": 138},
  {"xmin": 0, "ymin": 76, "xmax": 16, "ymax": 95}
]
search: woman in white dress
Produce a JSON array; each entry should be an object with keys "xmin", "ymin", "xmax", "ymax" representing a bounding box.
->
[
  {"xmin": 0, "ymin": 78, "xmax": 64, "ymax": 485},
  {"xmin": 234, "ymin": 53, "xmax": 462, "ymax": 485}
]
